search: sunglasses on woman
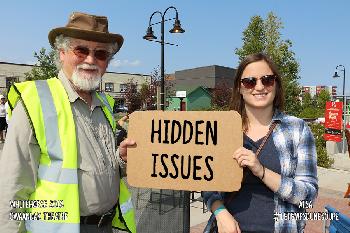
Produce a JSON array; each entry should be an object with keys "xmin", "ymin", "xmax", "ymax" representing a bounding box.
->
[
  {"xmin": 71, "ymin": 46, "xmax": 111, "ymax": 61},
  {"xmin": 241, "ymin": 74, "xmax": 277, "ymax": 89}
]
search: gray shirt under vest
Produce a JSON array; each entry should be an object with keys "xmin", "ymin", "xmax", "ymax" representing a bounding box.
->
[{"xmin": 0, "ymin": 70, "xmax": 126, "ymax": 232}]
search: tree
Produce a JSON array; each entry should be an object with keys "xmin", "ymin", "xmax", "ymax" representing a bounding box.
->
[
  {"xmin": 302, "ymin": 92, "xmax": 313, "ymax": 108},
  {"xmin": 138, "ymin": 66, "xmax": 174, "ymax": 110},
  {"xmin": 150, "ymin": 66, "xmax": 175, "ymax": 103},
  {"xmin": 139, "ymin": 82, "xmax": 157, "ymax": 110},
  {"xmin": 25, "ymin": 48, "xmax": 58, "ymax": 81},
  {"xmin": 316, "ymin": 89, "xmax": 331, "ymax": 112},
  {"xmin": 138, "ymin": 67, "xmax": 161, "ymax": 110},
  {"xmin": 299, "ymin": 90, "xmax": 331, "ymax": 118},
  {"xmin": 235, "ymin": 16, "xmax": 266, "ymax": 59},
  {"xmin": 235, "ymin": 12, "xmax": 302, "ymax": 116},
  {"xmin": 299, "ymin": 92, "xmax": 317, "ymax": 119},
  {"xmin": 122, "ymin": 79, "xmax": 142, "ymax": 113},
  {"xmin": 211, "ymin": 82, "xmax": 232, "ymax": 110},
  {"xmin": 309, "ymin": 123, "xmax": 334, "ymax": 168}
]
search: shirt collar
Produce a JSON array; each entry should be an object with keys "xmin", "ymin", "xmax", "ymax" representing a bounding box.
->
[
  {"xmin": 58, "ymin": 70, "xmax": 102, "ymax": 107},
  {"xmin": 272, "ymin": 109, "xmax": 284, "ymax": 123}
]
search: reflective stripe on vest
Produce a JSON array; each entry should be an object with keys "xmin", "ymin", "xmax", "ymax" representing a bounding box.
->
[
  {"xmin": 8, "ymin": 78, "xmax": 136, "ymax": 233},
  {"xmin": 38, "ymin": 164, "xmax": 78, "ymax": 184},
  {"xmin": 25, "ymin": 220, "xmax": 79, "ymax": 233},
  {"xmin": 120, "ymin": 198, "xmax": 133, "ymax": 215},
  {"xmin": 112, "ymin": 179, "xmax": 137, "ymax": 233},
  {"xmin": 34, "ymin": 80, "xmax": 78, "ymax": 183}
]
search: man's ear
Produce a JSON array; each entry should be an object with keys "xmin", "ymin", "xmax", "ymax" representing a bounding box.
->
[{"xmin": 59, "ymin": 49, "xmax": 66, "ymax": 62}]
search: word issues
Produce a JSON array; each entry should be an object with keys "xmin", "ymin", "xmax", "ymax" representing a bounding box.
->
[{"xmin": 150, "ymin": 119, "xmax": 217, "ymax": 181}]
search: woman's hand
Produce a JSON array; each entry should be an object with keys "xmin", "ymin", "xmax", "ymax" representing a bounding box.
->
[
  {"xmin": 216, "ymin": 210, "xmax": 241, "ymax": 233},
  {"xmin": 233, "ymin": 147, "xmax": 264, "ymax": 178}
]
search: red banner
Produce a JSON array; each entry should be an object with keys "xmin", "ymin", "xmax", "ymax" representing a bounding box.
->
[{"xmin": 323, "ymin": 101, "xmax": 343, "ymax": 142}]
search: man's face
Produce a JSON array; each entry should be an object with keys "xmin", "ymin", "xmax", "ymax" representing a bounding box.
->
[
  {"xmin": 1, "ymin": 98, "xmax": 5, "ymax": 104},
  {"xmin": 59, "ymin": 39, "xmax": 112, "ymax": 92}
]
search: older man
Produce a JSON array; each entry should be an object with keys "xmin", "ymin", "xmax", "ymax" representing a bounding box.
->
[{"xmin": 0, "ymin": 12, "xmax": 136, "ymax": 233}]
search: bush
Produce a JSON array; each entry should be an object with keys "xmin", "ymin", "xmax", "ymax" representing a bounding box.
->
[{"xmin": 309, "ymin": 123, "xmax": 334, "ymax": 168}]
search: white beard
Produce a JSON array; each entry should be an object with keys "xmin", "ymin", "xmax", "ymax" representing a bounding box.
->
[{"xmin": 71, "ymin": 63, "xmax": 102, "ymax": 92}]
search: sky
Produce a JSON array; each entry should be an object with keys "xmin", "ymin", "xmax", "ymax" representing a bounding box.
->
[{"xmin": 1, "ymin": 1, "xmax": 349, "ymax": 95}]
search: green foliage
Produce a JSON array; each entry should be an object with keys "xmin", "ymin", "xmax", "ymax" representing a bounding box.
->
[
  {"xmin": 299, "ymin": 107, "xmax": 321, "ymax": 119},
  {"xmin": 316, "ymin": 89, "xmax": 331, "ymax": 111},
  {"xmin": 25, "ymin": 48, "xmax": 58, "ymax": 81},
  {"xmin": 299, "ymin": 90, "xmax": 331, "ymax": 119},
  {"xmin": 302, "ymin": 92, "xmax": 313, "ymax": 108},
  {"xmin": 235, "ymin": 16, "xmax": 265, "ymax": 59},
  {"xmin": 235, "ymin": 12, "xmax": 302, "ymax": 116},
  {"xmin": 309, "ymin": 123, "xmax": 334, "ymax": 168}
]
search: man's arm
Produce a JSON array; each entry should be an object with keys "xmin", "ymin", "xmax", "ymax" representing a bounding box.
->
[{"xmin": 0, "ymin": 101, "xmax": 40, "ymax": 233}]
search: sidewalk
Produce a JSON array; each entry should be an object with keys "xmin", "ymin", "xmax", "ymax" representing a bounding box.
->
[{"xmin": 330, "ymin": 152, "xmax": 350, "ymax": 171}]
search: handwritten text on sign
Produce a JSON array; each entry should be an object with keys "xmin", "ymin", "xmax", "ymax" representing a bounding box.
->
[{"xmin": 127, "ymin": 111, "xmax": 243, "ymax": 192}]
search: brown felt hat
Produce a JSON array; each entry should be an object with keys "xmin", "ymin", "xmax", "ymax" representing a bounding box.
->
[{"xmin": 48, "ymin": 12, "xmax": 124, "ymax": 52}]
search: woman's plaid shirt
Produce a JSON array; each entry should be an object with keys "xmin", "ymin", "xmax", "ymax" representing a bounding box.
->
[{"xmin": 202, "ymin": 111, "xmax": 318, "ymax": 233}]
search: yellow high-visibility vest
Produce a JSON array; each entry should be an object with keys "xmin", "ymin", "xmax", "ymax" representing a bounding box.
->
[{"xmin": 8, "ymin": 78, "xmax": 136, "ymax": 233}]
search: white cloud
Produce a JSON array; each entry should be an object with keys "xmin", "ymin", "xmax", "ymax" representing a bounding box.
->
[{"xmin": 110, "ymin": 59, "xmax": 141, "ymax": 68}]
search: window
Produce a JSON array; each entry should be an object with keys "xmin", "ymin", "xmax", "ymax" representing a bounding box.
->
[
  {"xmin": 120, "ymin": 84, "xmax": 128, "ymax": 92},
  {"xmin": 105, "ymin": 82, "xmax": 114, "ymax": 92}
]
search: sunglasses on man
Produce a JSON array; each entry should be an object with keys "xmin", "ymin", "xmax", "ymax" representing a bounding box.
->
[
  {"xmin": 71, "ymin": 46, "xmax": 111, "ymax": 61},
  {"xmin": 240, "ymin": 74, "xmax": 277, "ymax": 89}
]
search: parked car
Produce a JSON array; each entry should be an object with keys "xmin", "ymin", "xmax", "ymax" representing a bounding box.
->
[{"xmin": 114, "ymin": 106, "xmax": 128, "ymax": 113}]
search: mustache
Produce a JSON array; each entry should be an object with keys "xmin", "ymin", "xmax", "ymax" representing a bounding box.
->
[{"xmin": 76, "ymin": 63, "xmax": 100, "ymax": 70}]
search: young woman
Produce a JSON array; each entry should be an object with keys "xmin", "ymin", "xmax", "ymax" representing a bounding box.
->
[{"xmin": 203, "ymin": 53, "xmax": 318, "ymax": 233}]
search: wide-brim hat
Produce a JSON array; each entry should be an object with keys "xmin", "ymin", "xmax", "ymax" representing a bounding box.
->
[{"xmin": 48, "ymin": 12, "xmax": 124, "ymax": 53}]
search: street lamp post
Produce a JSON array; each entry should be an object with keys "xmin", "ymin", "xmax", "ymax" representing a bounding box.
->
[
  {"xmin": 333, "ymin": 65, "xmax": 347, "ymax": 153},
  {"xmin": 143, "ymin": 8, "xmax": 189, "ymax": 233},
  {"xmin": 143, "ymin": 6, "xmax": 185, "ymax": 111}
]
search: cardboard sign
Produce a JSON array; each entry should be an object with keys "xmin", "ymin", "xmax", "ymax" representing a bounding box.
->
[
  {"xmin": 324, "ymin": 101, "xmax": 343, "ymax": 142},
  {"xmin": 127, "ymin": 111, "xmax": 243, "ymax": 192}
]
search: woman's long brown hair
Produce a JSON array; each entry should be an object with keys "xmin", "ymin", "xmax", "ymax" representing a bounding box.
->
[{"xmin": 230, "ymin": 53, "xmax": 285, "ymax": 132}]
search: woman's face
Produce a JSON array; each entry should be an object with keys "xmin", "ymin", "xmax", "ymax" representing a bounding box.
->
[{"xmin": 240, "ymin": 60, "xmax": 276, "ymax": 110}]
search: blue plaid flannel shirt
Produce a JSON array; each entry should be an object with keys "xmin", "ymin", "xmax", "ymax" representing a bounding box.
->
[{"xmin": 202, "ymin": 110, "xmax": 318, "ymax": 233}]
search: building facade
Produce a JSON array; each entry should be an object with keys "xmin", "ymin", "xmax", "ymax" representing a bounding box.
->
[
  {"xmin": 167, "ymin": 86, "xmax": 212, "ymax": 111},
  {"xmin": 0, "ymin": 62, "xmax": 150, "ymax": 108},
  {"xmin": 172, "ymin": 65, "xmax": 236, "ymax": 90},
  {"xmin": 302, "ymin": 85, "xmax": 337, "ymax": 98}
]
